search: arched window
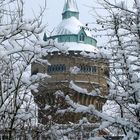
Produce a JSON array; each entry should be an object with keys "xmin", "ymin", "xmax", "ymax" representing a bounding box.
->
[
  {"xmin": 56, "ymin": 65, "xmax": 59, "ymax": 71},
  {"xmin": 79, "ymin": 33, "xmax": 85, "ymax": 41},
  {"xmin": 87, "ymin": 66, "xmax": 91, "ymax": 73},
  {"xmin": 47, "ymin": 66, "xmax": 51, "ymax": 73},
  {"xmin": 92, "ymin": 66, "xmax": 96, "ymax": 73},
  {"xmin": 83, "ymin": 66, "xmax": 86, "ymax": 72},
  {"xmin": 85, "ymin": 65, "xmax": 89, "ymax": 72},
  {"xmin": 52, "ymin": 65, "xmax": 55, "ymax": 72},
  {"xmin": 62, "ymin": 64, "xmax": 66, "ymax": 71},
  {"xmin": 59, "ymin": 64, "xmax": 63, "ymax": 72},
  {"xmin": 80, "ymin": 65, "xmax": 83, "ymax": 72}
]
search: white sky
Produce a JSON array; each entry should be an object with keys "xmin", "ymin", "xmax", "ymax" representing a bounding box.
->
[{"xmin": 25, "ymin": 0, "xmax": 96, "ymax": 32}]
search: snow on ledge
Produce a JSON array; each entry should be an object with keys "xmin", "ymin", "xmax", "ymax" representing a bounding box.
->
[
  {"xmin": 47, "ymin": 42, "xmax": 98, "ymax": 53},
  {"xmin": 88, "ymin": 137, "xmax": 106, "ymax": 140}
]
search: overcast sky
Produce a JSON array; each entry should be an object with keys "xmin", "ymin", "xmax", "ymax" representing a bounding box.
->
[{"xmin": 25, "ymin": 0, "xmax": 96, "ymax": 31}]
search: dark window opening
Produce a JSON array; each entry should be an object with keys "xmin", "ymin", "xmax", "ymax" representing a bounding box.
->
[
  {"xmin": 47, "ymin": 64, "xmax": 66, "ymax": 73},
  {"xmin": 79, "ymin": 33, "xmax": 85, "ymax": 41},
  {"xmin": 79, "ymin": 65, "xmax": 96, "ymax": 73},
  {"xmin": 92, "ymin": 66, "xmax": 96, "ymax": 73}
]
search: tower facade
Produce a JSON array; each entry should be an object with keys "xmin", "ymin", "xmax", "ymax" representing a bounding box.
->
[{"xmin": 32, "ymin": 0, "xmax": 109, "ymax": 124}]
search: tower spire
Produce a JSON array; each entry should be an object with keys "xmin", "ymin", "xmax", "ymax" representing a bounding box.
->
[{"xmin": 62, "ymin": 0, "xmax": 79, "ymax": 20}]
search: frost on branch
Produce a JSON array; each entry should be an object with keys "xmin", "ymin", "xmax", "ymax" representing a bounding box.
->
[
  {"xmin": 69, "ymin": 80, "xmax": 88, "ymax": 94},
  {"xmin": 70, "ymin": 66, "xmax": 80, "ymax": 74},
  {"xmin": 92, "ymin": 0, "xmax": 140, "ymax": 139},
  {"xmin": 0, "ymin": 0, "xmax": 52, "ymax": 138},
  {"xmin": 69, "ymin": 80, "xmax": 101, "ymax": 97},
  {"xmin": 88, "ymin": 137, "xmax": 106, "ymax": 140}
]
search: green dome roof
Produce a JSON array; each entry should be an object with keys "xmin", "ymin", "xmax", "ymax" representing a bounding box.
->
[{"xmin": 44, "ymin": 0, "xmax": 97, "ymax": 52}]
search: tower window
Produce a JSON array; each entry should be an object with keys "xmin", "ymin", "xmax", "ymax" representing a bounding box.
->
[
  {"xmin": 92, "ymin": 66, "xmax": 96, "ymax": 73},
  {"xmin": 47, "ymin": 64, "xmax": 66, "ymax": 73},
  {"xmin": 59, "ymin": 64, "xmax": 63, "ymax": 72},
  {"xmin": 79, "ymin": 33, "xmax": 85, "ymax": 41},
  {"xmin": 79, "ymin": 65, "xmax": 96, "ymax": 73}
]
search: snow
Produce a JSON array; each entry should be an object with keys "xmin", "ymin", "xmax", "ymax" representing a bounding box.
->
[
  {"xmin": 70, "ymin": 66, "xmax": 80, "ymax": 74},
  {"xmin": 46, "ymin": 41, "xmax": 98, "ymax": 53},
  {"xmin": 88, "ymin": 137, "xmax": 106, "ymax": 140},
  {"xmin": 64, "ymin": 93, "xmax": 135, "ymax": 130},
  {"xmin": 44, "ymin": 104, "xmax": 51, "ymax": 110},
  {"xmin": 65, "ymin": 95, "xmax": 89, "ymax": 113},
  {"xmin": 116, "ymin": 1, "xmax": 127, "ymax": 9},
  {"xmin": 60, "ymin": 136, "xmax": 68, "ymax": 140},
  {"xmin": 69, "ymin": 80, "xmax": 88, "ymax": 94},
  {"xmin": 69, "ymin": 81, "xmax": 100, "ymax": 97},
  {"xmin": 53, "ymin": 17, "xmax": 92, "ymax": 37},
  {"xmin": 85, "ymin": 29, "xmax": 92, "ymax": 37},
  {"xmin": 129, "ymin": 103, "xmax": 140, "ymax": 110},
  {"xmin": 80, "ymin": 50, "xmax": 111, "ymax": 59}
]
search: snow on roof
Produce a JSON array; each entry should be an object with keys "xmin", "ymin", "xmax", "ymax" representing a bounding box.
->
[
  {"xmin": 84, "ymin": 30, "xmax": 92, "ymax": 37},
  {"xmin": 88, "ymin": 137, "xmax": 106, "ymax": 140},
  {"xmin": 46, "ymin": 41, "xmax": 98, "ymax": 53},
  {"xmin": 63, "ymin": 0, "xmax": 79, "ymax": 13},
  {"xmin": 53, "ymin": 17, "xmax": 92, "ymax": 37}
]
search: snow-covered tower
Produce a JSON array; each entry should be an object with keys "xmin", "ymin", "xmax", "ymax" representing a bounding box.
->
[{"xmin": 32, "ymin": 0, "xmax": 109, "ymax": 124}]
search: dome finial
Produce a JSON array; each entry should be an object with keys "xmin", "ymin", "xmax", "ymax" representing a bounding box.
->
[{"xmin": 62, "ymin": 0, "xmax": 79, "ymax": 20}]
